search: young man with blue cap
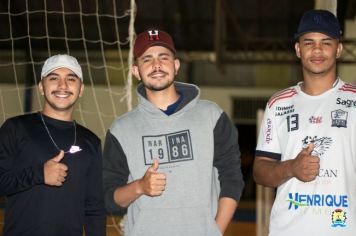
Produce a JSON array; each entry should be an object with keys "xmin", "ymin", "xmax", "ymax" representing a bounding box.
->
[
  {"xmin": 103, "ymin": 29, "xmax": 245, "ymax": 236},
  {"xmin": 254, "ymin": 9, "xmax": 356, "ymax": 236},
  {"xmin": 0, "ymin": 54, "xmax": 106, "ymax": 235}
]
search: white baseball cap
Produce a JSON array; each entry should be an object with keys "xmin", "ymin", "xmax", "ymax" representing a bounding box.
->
[{"xmin": 41, "ymin": 54, "xmax": 83, "ymax": 80}]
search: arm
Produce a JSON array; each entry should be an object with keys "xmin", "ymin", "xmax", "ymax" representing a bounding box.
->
[
  {"xmin": 103, "ymin": 131, "xmax": 166, "ymax": 211},
  {"xmin": 253, "ymin": 143, "xmax": 320, "ymax": 187},
  {"xmin": 253, "ymin": 156, "xmax": 294, "ymax": 187},
  {"xmin": 84, "ymin": 139, "xmax": 106, "ymax": 236},
  {"xmin": 113, "ymin": 179, "xmax": 142, "ymax": 208},
  {"xmin": 103, "ymin": 131, "xmax": 129, "ymax": 213},
  {"xmin": 113, "ymin": 159, "xmax": 166, "ymax": 208},
  {"xmin": 213, "ymin": 112, "xmax": 244, "ymax": 233},
  {"xmin": 215, "ymin": 197, "xmax": 238, "ymax": 234},
  {"xmin": 0, "ymin": 119, "xmax": 44, "ymax": 195}
]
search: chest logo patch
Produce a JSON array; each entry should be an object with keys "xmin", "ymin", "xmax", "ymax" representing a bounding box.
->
[
  {"xmin": 302, "ymin": 136, "xmax": 332, "ymax": 157},
  {"xmin": 142, "ymin": 130, "xmax": 194, "ymax": 165},
  {"xmin": 331, "ymin": 109, "xmax": 348, "ymax": 128},
  {"xmin": 331, "ymin": 209, "xmax": 347, "ymax": 228}
]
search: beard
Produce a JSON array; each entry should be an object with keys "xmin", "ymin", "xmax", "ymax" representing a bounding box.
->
[
  {"xmin": 139, "ymin": 69, "xmax": 175, "ymax": 91},
  {"xmin": 43, "ymin": 92, "xmax": 77, "ymax": 112},
  {"xmin": 142, "ymin": 79, "xmax": 174, "ymax": 91}
]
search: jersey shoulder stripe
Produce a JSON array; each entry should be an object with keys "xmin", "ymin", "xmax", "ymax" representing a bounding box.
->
[
  {"xmin": 268, "ymin": 88, "xmax": 298, "ymax": 108},
  {"xmin": 338, "ymin": 83, "xmax": 356, "ymax": 93}
]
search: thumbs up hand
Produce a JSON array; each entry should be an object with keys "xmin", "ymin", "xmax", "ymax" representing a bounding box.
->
[
  {"xmin": 291, "ymin": 143, "xmax": 320, "ymax": 182},
  {"xmin": 138, "ymin": 159, "xmax": 166, "ymax": 197},
  {"xmin": 44, "ymin": 150, "xmax": 68, "ymax": 186},
  {"xmin": 149, "ymin": 158, "xmax": 160, "ymax": 172}
]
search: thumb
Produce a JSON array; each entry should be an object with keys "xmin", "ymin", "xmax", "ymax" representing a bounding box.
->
[
  {"xmin": 150, "ymin": 159, "xmax": 159, "ymax": 172},
  {"xmin": 304, "ymin": 143, "xmax": 314, "ymax": 154},
  {"xmin": 52, "ymin": 150, "xmax": 65, "ymax": 162}
]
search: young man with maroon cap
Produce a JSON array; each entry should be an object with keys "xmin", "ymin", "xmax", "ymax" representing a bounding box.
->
[
  {"xmin": 0, "ymin": 54, "xmax": 106, "ymax": 236},
  {"xmin": 103, "ymin": 29, "xmax": 244, "ymax": 236},
  {"xmin": 254, "ymin": 9, "xmax": 356, "ymax": 235}
]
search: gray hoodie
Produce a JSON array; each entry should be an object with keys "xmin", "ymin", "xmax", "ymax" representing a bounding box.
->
[{"xmin": 103, "ymin": 82, "xmax": 244, "ymax": 236}]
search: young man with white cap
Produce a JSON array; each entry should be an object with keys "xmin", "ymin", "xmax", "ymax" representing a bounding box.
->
[
  {"xmin": 0, "ymin": 54, "xmax": 106, "ymax": 235},
  {"xmin": 103, "ymin": 29, "xmax": 244, "ymax": 236},
  {"xmin": 253, "ymin": 9, "xmax": 356, "ymax": 235}
]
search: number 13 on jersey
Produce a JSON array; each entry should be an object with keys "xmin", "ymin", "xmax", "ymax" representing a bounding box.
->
[{"xmin": 287, "ymin": 114, "xmax": 299, "ymax": 132}]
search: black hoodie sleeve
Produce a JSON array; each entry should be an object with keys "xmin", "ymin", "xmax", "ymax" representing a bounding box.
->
[
  {"xmin": 102, "ymin": 130, "xmax": 130, "ymax": 215},
  {"xmin": 213, "ymin": 112, "xmax": 245, "ymax": 202}
]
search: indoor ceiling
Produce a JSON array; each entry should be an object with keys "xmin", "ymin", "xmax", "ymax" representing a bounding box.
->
[{"xmin": 0, "ymin": 0, "xmax": 355, "ymax": 61}]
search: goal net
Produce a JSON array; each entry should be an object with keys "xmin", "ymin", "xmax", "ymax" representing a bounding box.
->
[{"xmin": 0, "ymin": 0, "xmax": 136, "ymax": 142}]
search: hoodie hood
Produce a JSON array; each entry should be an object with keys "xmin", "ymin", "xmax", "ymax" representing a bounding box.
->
[{"xmin": 136, "ymin": 82, "xmax": 200, "ymax": 118}]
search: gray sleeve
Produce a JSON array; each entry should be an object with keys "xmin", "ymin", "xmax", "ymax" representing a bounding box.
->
[
  {"xmin": 213, "ymin": 112, "xmax": 245, "ymax": 202},
  {"xmin": 102, "ymin": 130, "xmax": 129, "ymax": 215}
]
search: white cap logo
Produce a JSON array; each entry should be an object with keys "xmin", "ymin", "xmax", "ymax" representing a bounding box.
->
[{"xmin": 148, "ymin": 30, "xmax": 160, "ymax": 41}]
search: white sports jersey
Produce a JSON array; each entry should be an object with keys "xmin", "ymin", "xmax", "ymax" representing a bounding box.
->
[{"xmin": 256, "ymin": 79, "xmax": 356, "ymax": 236}]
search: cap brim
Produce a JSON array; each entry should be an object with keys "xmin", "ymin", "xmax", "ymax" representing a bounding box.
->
[
  {"xmin": 294, "ymin": 30, "xmax": 340, "ymax": 40},
  {"xmin": 42, "ymin": 65, "xmax": 82, "ymax": 80},
  {"xmin": 135, "ymin": 42, "xmax": 176, "ymax": 59}
]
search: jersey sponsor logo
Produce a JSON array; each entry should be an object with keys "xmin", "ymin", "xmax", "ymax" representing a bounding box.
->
[
  {"xmin": 142, "ymin": 130, "xmax": 193, "ymax": 165},
  {"xmin": 331, "ymin": 209, "xmax": 347, "ymax": 227},
  {"xmin": 302, "ymin": 169, "xmax": 338, "ymax": 186},
  {"xmin": 275, "ymin": 105, "xmax": 295, "ymax": 116},
  {"xmin": 265, "ymin": 118, "xmax": 273, "ymax": 144},
  {"xmin": 336, "ymin": 97, "xmax": 356, "ymax": 108},
  {"xmin": 331, "ymin": 109, "xmax": 348, "ymax": 128},
  {"xmin": 287, "ymin": 192, "xmax": 349, "ymax": 210},
  {"xmin": 309, "ymin": 116, "xmax": 322, "ymax": 124},
  {"xmin": 302, "ymin": 136, "xmax": 332, "ymax": 157},
  {"xmin": 304, "ymin": 178, "xmax": 333, "ymax": 186},
  {"xmin": 318, "ymin": 169, "xmax": 338, "ymax": 178}
]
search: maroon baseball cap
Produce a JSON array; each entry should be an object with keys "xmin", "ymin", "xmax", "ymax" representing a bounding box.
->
[{"xmin": 133, "ymin": 29, "xmax": 176, "ymax": 59}]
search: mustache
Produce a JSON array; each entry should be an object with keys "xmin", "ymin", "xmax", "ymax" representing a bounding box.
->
[{"xmin": 148, "ymin": 69, "xmax": 168, "ymax": 77}]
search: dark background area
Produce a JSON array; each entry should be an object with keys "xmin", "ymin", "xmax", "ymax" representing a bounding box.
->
[{"xmin": 1, "ymin": 0, "xmax": 355, "ymax": 51}]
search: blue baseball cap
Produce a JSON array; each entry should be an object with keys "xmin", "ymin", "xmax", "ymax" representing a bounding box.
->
[{"xmin": 294, "ymin": 9, "xmax": 342, "ymax": 40}]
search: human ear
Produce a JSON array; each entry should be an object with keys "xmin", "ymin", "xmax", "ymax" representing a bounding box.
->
[
  {"xmin": 38, "ymin": 81, "xmax": 44, "ymax": 95},
  {"xmin": 336, "ymin": 42, "xmax": 343, "ymax": 59},
  {"xmin": 295, "ymin": 42, "xmax": 301, "ymax": 58}
]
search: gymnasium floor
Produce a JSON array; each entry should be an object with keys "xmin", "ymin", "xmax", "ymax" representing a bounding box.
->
[{"xmin": 0, "ymin": 198, "xmax": 256, "ymax": 236}]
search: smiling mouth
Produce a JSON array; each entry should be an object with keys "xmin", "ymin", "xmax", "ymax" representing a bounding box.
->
[
  {"xmin": 148, "ymin": 70, "xmax": 168, "ymax": 78},
  {"xmin": 310, "ymin": 58, "xmax": 325, "ymax": 63},
  {"xmin": 52, "ymin": 91, "xmax": 72, "ymax": 98},
  {"xmin": 151, "ymin": 73, "xmax": 167, "ymax": 78}
]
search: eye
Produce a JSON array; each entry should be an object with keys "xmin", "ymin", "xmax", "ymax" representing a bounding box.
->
[
  {"xmin": 322, "ymin": 41, "xmax": 332, "ymax": 46},
  {"xmin": 48, "ymin": 75, "xmax": 59, "ymax": 81},
  {"xmin": 66, "ymin": 76, "xmax": 78, "ymax": 82},
  {"xmin": 140, "ymin": 57, "xmax": 152, "ymax": 63}
]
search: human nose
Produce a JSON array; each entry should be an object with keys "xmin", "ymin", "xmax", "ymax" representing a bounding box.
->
[
  {"xmin": 57, "ymin": 77, "xmax": 68, "ymax": 89},
  {"xmin": 152, "ymin": 58, "xmax": 161, "ymax": 70},
  {"xmin": 312, "ymin": 42, "xmax": 322, "ymax": 52}
]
